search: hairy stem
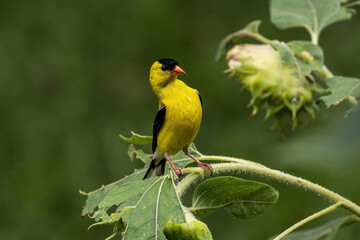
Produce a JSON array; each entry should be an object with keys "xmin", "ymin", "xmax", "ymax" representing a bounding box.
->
[
  {"xmin": 273, "ymin": 202, "xmax": 342, "ymax": 240},
  {"xmin": 177, "ymin": 155, "xmax": 360, "ymax": 217}
]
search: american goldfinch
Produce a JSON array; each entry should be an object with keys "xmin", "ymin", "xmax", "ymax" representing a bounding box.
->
[{"xmin": 143, "ymin": 58, "xmax": 213, "ymax": 179}]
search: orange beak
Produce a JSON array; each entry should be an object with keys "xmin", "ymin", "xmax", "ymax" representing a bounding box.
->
[{"xmin": 171, "ymin": 65, "xmax": 186, "ymax": 76}]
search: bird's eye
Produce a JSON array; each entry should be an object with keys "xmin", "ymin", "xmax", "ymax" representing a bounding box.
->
[{"xmin": 161, "ymin": 65, "xmax": 168, "ymax": 71}]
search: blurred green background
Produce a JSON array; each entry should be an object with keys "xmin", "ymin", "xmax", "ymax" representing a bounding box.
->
[{"xmin": 1, "ymin": 0, "xmax": 360, "ymax": 239}]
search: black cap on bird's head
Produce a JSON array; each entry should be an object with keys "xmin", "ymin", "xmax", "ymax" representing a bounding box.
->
[
  {"xmin": 158, "ymin": 58, "xmax": 179, "ymax": 69},
  {"xmin": 157, "ymin": 58, "xmax": 186, "ymax": 75}
]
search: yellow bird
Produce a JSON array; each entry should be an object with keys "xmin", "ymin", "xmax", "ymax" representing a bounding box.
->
[{"xmin": 143, "ymin": 58, "xmax": 213, "ymax": 179}]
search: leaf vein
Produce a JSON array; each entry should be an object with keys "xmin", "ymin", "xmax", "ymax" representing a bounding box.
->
[
  {"xmin": 306, "ymin": 0, "xmax": 318, "ymax": 34},
  {"xmin": 155, "ymin": 177, "xmax": 167, "ymax": 240}
]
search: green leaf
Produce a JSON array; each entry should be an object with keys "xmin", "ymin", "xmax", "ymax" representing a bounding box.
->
[
  {"xmin": 270, "ymin": 0, "xmax": 352, "ymax": 42},
  {"xmin": 122, "ymin": 175, "xmax": 186, "ymax": 240},
  {"xmin": 119, "ymin": 131, "xmax": 152, "ymax": 144},
  {"xmin": 320, "ymin": 76, "xmax": 360, "ymax": 107},
  {"xmin": 81, "ymin": 135, "xmax": 204, "ymax": 239},
  {"xmin": 215, "ymin": 20, "xmax": 269, "ymax": 63},
  {"xmin": 81, "ymin": 168, "xmax": 148, "ymax": 221},
  {"xmin": 270, "ymin": 41, "xmax": 304, "ymax": 84},
  {"xmin": 88, "ymin": 211, "xmax": 128, "ymax": 240},
  {"xmin": 127, "ymin": 144, "xmax": 152, "ymax": 164},
  {"xmin": 98, "ymin": 178, "xmax": 160, "ymax": 211},
  {"xmin": 270, "ymin": 41, "xmax": 299, "ymax": 70},
  {"xmin": 270, "ymin": 41, "xmax": 324, "ymax": 82},
  {"xmin": 88, "ymin": 213, "xmax": 122, "ymax": 229},
  {"xmin": 81, "ymin": 149, "xmax": 197, "ymax": 220},
  {"xmin": 82, "ymin": 142, "xmax": 201, "ymax": 216},
  {"xmin": 190, "ymin": 176, "xmax": 279, "ymax": 219},
  {"xmin": 287, "ymin": 41, "xmax": 324, "ymax": 74},
  {"xmin": 275, "ymin": 215, "xmax": 360, "ymax": 240},
  {"xmin": 83, "ymin": 174, "xmax": 188, "ymax": 239}
]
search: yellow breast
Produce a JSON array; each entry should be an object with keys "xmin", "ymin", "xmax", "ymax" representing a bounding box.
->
[{"xmin": 156, "ymin": 80, "xmax": 202, "ymax": 155}]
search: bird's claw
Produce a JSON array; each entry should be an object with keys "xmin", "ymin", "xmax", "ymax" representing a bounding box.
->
[
  {"xmin": 171, "ymin": 166, "xmax": 183, "ymax": 177},
  {"xmin": 197, "ymin": 162, "xmax": 213, "ymax": 175}
]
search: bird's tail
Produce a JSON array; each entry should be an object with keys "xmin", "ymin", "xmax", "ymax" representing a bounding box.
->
[{"xmin": 142, "ymin": 158, "xmax": 166, "ymax": 180}]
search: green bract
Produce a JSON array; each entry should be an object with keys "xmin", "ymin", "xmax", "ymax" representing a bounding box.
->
[
  {"xmin": 164, "ymin": 209, "xmax": 213, "ymax": 240},
  {"xmin": 226, "ymin": 43, "xmax": 322, "ymax": 129}
]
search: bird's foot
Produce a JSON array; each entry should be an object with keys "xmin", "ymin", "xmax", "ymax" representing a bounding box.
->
[
  {"xmin": 183, "ymin": 149, "xmax": 214, "ymax": 175},
  {"xmin": 165, "ymin": 152, "xmax": 183, "ymax": 177},
  {"xmin": 170, "ymin": 165, "xmax": 183, "ymax": 177},
  {"xmin": 196, "ymin": 161, "xmax": 213, "ymax": 175}
]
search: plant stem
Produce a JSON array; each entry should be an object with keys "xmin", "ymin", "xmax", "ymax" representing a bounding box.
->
[
  {"xmin": 306, "ymin": 26, "xmax": 318, "ymax": 45},
  {"xmin": 176, "ymin": 172, "xmax": 201, "ymax": 196},
  {"xmin": 177, "ymin": 155, "xmax": 360, "ymax": 217},
  {"xmin": 273, "ymin": 202, "xmax": 342, "ymax": 240},
  {"xmin": 311, "ymin": 32, "xmax": 319, "ymax": 45},
  {"xmin": 250, "ymin": 32, "xmax": 271, "ymax": 44}
]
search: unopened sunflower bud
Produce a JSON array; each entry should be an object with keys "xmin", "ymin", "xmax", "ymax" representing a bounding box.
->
[{"xmin": 227, "ymin": 44, "xmax": 321, "ymax": 129}]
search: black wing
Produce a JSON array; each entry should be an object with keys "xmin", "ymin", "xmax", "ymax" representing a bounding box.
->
[
  {"xmin": 152, "ymin": 105, "xmax": 166, "ymax": 153},
  {"xmin": 196, "ymin": 90, "xmax": 203, "ymax": 107}
]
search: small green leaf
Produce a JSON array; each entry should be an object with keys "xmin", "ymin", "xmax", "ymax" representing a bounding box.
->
[
  {"xmin": 215, "ymin": 20, "xmax": 268, "ymax": 63},
  {"xmin": 320, "ymin": 76, "xmax": 360, "ymax": 107},
  {"xmin": 270, "ymin": 41, "xmax": 299, "ymax": 70},
  {"xmin": 88, "ymin": 212, "xmax": 121, "ymax": 229},
  {"xmin": 270, "ymin": 0, "xmax": 352, "ymax": 42},
  {"xmin": 119, "ymin": 131, "xmax": 152, "ymax": 144},
  {"xmin": 274, "ymin": 215, "xmax": 360, "ymax": 240},
  {"xmin": 88, "ymin": 211, "xmax": 128, "ymax": 240},
  {"xmin": 190, "ymin": 176, "xmax": 279, "ymax": 219},
  {"xmin": 127, "ymin": 144, "xmax": 152, "ymax": 164}
]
